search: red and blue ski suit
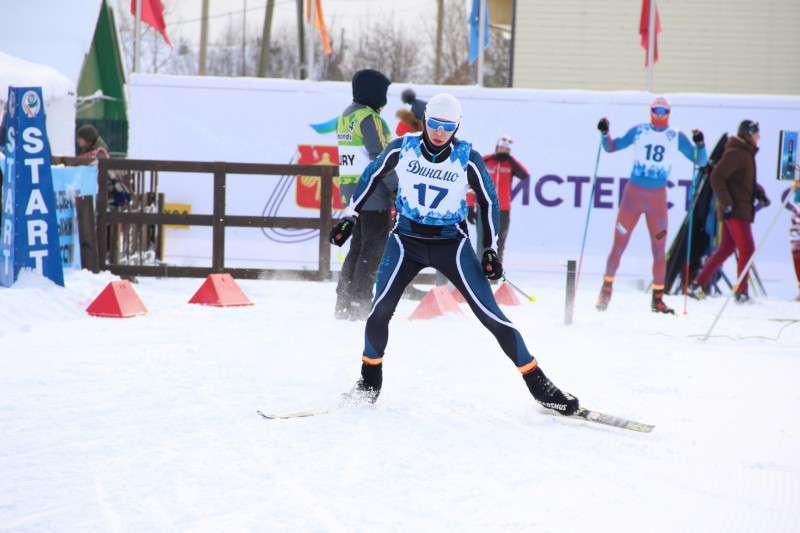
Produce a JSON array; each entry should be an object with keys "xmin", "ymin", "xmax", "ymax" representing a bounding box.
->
[{"xmin": 601, "ymin": 123, "xmax": 707, "ymax": 289}]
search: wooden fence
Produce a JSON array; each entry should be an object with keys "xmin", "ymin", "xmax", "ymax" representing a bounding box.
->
[{"xmin": 93, "ymin": 159, "xmax": 338, "ymax": 281}]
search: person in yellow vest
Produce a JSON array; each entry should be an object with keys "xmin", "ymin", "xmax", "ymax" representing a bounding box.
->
[{"xmin": 335, "ymin": 69, "xmax": 398, "ymax": 320}]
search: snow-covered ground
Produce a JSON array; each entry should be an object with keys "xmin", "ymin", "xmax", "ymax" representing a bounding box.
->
[{"xmin": 1, "ymin": 267, "xmax": 799, "ymax": 532}]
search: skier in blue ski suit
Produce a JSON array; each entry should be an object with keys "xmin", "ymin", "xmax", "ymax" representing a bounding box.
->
[{"xmin": 329, "ymin": 93, "xmax": 578, "ymax": 415}]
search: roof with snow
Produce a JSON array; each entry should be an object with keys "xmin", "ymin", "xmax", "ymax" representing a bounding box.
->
[{"xmin": 0, "ymin": 52, "xmax": 75, "ymax": 103}]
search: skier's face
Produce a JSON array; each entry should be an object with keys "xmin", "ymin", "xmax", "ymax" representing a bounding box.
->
[
  {"xmin": 745, "ymin": 131, "xmax": 760, "ymax": 146},
  {"xmin": 650, "ymin": 107, "xmax": 670, "ymax": 127},
  {"xmin": 425, "ymin": 119, "xmax": 457, "ymax": 146}
]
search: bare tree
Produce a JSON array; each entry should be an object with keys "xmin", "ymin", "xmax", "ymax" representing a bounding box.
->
[
  {"xmin": 483, "ymin": 30, "xmax": 512, "ymax": 88},
  {"xmin": 435, "ymin": 0, "xmax": 472, "ymax": 85},
  {"xmin": 115, "ymin": 0, "xmax": 511, "ymax": 86},
  {"xmin": 340, "ymin": 15, "xmax": 431, "ymax": 84}
]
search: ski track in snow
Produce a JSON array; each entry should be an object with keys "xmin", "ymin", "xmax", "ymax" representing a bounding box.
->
[{"xmin": 1, "ymin": 269, "xmax": 799, "ymax": 532}]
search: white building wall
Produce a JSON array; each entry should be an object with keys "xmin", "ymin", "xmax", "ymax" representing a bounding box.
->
[{"xmin": 512, "ymin": 0, "xmax": 800, "ymax": 95}]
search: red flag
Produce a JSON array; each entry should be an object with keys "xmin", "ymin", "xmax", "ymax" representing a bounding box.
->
[
  {"xmin": 639, "ymin": 0, "xmax": 661, "ymax": 66},
  {"xmin": 305, "ymin": 0, "xmax": 332, "ymax": 55},
  {"xmin": 131, "ymin": 0, "xmax": 172, "ymax": 47}
]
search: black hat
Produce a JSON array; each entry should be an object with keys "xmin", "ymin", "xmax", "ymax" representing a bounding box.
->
[
  {"xmin": 77, "ymin": 124, "xmax": 99, "ymax": 143},
  {"xmin": 352, "ymin": 69, "xmax": 391, "ymax": 111},
  {"xmin": 738, "ymin": 120, "xmax": 759, "ymax": 137},
  {"xmin": 401, "ymin": 88, "xmax": 427, "ymax": 121}
]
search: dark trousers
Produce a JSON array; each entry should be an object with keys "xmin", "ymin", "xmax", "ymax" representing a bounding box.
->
[
  {"xmin": 336, "ymin": 209, "xmax": 392, "ymax": 308},
  {"xmin": 362, "ymin": 234, "xmax": 536, "ymax": 372}
]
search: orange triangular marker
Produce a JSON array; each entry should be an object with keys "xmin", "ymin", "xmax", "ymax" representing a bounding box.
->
[
  {"xmin": 409, "ymin": 286, "xmax": 464, "ymax": 320},
  {"xmin": 86, "ymin": 280, "xmax": 148, "ymax": 318},
  {"xmin": 494, "ymin": 282, "xmax": 521, "ymax": 306},
  {"xmin": 189, "ymin": 274, "xmax": 253, "ymax": 307}
]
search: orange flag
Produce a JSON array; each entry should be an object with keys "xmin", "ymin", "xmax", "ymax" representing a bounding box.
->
[
  {"xmin": 306, "ymin": 0, "xmax": 332, "ymax": 55},
  {"xmin": 639, "ymin": 0, "xmax": 661, "ymax": 66}
]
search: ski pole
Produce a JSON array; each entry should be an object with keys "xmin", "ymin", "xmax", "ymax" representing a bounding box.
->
[
  {"xmin": 502, "ymin": 275, "xmax": 537, "ymax": 302},
  {"xmin": 683, "ymin": 165, "xmax": 701, "ymax": 315},
  {"xmin": 702, "ymin": 179, "xmax": 800, "ymax": 341},
  {"xmin": 575, "ymin": 138, "xmax": 603, "ymax": 293}
]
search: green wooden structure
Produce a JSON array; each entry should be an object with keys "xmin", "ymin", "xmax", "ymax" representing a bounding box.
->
[{"xmin": 76, "ymin": 0, "xmax": 128, "ymax": 157}]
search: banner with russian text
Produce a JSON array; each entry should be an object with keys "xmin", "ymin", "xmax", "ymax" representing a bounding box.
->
[{"xmin": 1, "ymin": 86, "xmax": 64, "ymax": 287}]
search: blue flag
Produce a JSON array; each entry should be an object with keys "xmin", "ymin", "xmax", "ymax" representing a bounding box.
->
[
  {"xmin": 1, "ymin": 87, "xmax": 64, "ymax": 287},
  {"xmin": 469, "ymin": 0, "xmax": 490, "ymax": 64}
]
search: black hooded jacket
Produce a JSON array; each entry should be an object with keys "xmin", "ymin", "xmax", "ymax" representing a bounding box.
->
[{"xmin": 352, "ymin": 69, "xmax": 391, "ymax": 110}]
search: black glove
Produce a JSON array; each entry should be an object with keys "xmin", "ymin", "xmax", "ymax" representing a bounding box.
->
[
  {"xmin": 329, "ymin": 216, "xmax": 356, "ymax": 246},
  {"xmin": 692, "ymin": 129, "xmax": 705, "ymax": 149},
  {"xmin": 755, "ymin": 190, "xmax": 771, "ymax": 207},
  {"xmin": 722, "ymin": 205, "xmax": 734, "ymax": 220},
  {"xmin": 481, "ymin": 249, "xmax": 503, "ymax": 280},
  {"xmin": 467, "ymin": 206, "xmax": 477, "ymax": 224},
  {"xmin": 597, "ymin": 117, "xmax": 609, "ymax": 135}
]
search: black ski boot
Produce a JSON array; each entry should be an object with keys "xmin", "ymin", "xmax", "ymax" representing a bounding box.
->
[
  {"xmin": 523, "ymin": 366, "xmax": 579, "ymax": 416},
  {"xmin": 596, "ymin": 280, "xmax": 613, "ymax": 311},
  {"xmin": 342, "ymin": 361, "xmax": 382, "ymax": 405},
  {"xmin": 651, "ymin": 289, "xmax": 675, "ymax": 314}
]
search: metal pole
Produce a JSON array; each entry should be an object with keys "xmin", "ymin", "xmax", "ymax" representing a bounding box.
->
[
  {"xmin": 565, "ymin": 260, "xmax": 576, "ymax": 325},
  {"xmin": 308, "ymin": 0, "xmax": 316, "ymax": 80},
  {"xmin": 242, "ymin": 0, "xmax": 247, "ymax": 76},
  {"xmin": 296, "ymin": 0, "xmax": 306, "ymax": 79},
  {"xmin": 134, "ymin": 0, "xmax": 142, "ymax": 72},
  {"xmin": 199, "ymin": 0, "xmax": 210, "ymax": 75},
  {"xmin": 646, "ymin": 0, "xmax": 656, "ymax": 92},
  {"xmin": 477, "ymin": 0, "xmax": 486, "ymax": 86},
  {"xmin": 258, "ymin": 0, "xmax": 276, "ymax": 77}
]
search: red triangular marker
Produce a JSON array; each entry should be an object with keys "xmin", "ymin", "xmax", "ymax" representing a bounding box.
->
[
  {"xmin": 451, "ymin": 287, "xmax": 467, "ymax": 303},
  {"xmin": 494, "ymin": 282, "xmax": 520, "ymax": 306},
  {"xmin": 189, "ymin": 274, "xmax": 253, "ymax": 307},
  {"xmin": 409, "ymin": 286, "xmax": 464, "ymax": 320},
  {"xmin": 86, "ymin": 280, "xmax": 148, "ymax": 318}
]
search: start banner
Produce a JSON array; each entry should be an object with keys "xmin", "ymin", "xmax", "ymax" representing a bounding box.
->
[{"xmin": 1, "ymin": 86, "xmax": 63, "ymax": 287}]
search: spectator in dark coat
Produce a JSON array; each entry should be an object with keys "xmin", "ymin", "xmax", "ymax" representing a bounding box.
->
[{"xmin": 689, "ymin": 120, "xmax": 770, "ymax": 303}]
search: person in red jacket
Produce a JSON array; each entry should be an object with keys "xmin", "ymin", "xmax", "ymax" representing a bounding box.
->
[{"xmin": 466, "ymin": 136, "xmax": 530, "ymax": 261}]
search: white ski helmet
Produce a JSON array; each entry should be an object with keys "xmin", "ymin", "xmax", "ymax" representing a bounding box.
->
[{"xmin": 424, "ymin": 93, "xmax": 462, "ymax": 124}]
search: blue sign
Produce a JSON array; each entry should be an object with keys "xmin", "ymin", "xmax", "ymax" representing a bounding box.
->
[
  {"xmin": 1, "ymin": 86, "xmax": 64, "ymax": 287},
  {"xmin": 52, "ymin": 165, "xmax": 98, "ymax": 269},
  {"xmin": 778, "ymin": 130, "xmax": 798, "ymax": 181}
]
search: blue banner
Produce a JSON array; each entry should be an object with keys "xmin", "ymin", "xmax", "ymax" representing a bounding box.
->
[
  {"xmin": 1, "ymin": 87, "xmax": 64, "ymax": 287},
  {"xmin": 469, "ymin": 0, "xmax": 490, "ymax": 64}
]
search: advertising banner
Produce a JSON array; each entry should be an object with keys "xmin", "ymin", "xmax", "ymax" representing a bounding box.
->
[
  {"xmin": 1, "ymin": 86, "xmax": 63, "ymax": 287},
  {"xmin": 128, "ymin": 75, "xmax": 800, "ymax": 282},
  {"xmin": 51, "ymin": 165, "xmax": 97, "ymax": 269}
]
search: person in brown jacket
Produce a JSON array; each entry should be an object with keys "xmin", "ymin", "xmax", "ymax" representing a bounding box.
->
[{"xmin": 688, "ymin": 120, "xmax": 770, "ymax": 303}]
